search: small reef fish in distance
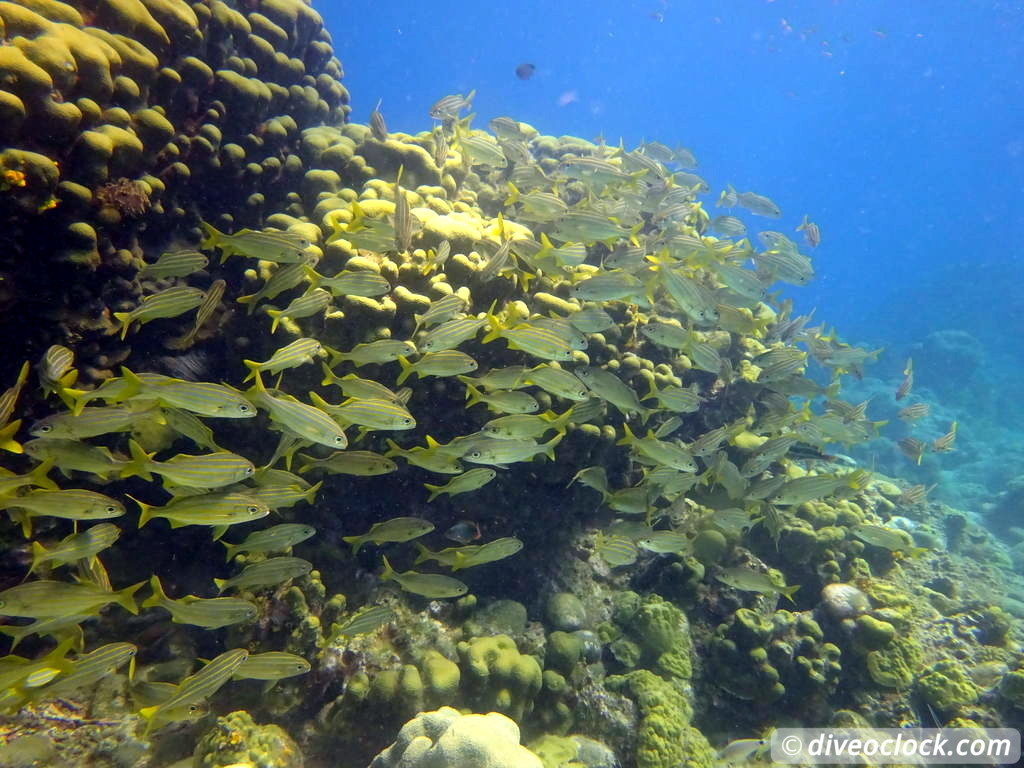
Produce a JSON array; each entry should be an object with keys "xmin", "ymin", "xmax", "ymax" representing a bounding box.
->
[
  {"xmin": 369, "ymin": 98, "xmax": 387, "ymax": 141},
  {"xmin": 515, "ymin": 62, "xmax": 536, "ymax": 80},
  {"xmin": 333, "ymin": 605, "xmax": 396, "ymax": 638},
  {"xmin": 796, "ymin": 214, "xmax": 821, "ymax": 247},
  {"xmin": 429, "ymin": 90, "xmax": 476, "ymax": 120},
  {"xmin": 932, "ymin": 421, "xmax": 957, "ymax": 452},
  {"xmin": 714, "ymin": 566, "xmax": 799, "ymax": 602},
  {"xmin": 895, "ymin": 357, "xmax": 913, "ymax": 400}
]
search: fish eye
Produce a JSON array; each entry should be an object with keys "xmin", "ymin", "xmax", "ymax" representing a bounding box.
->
[
  {"xmin": 106, "ymin": 505, "xmax": 118, "ymax": 513},
  {"xmin": 247, "ymin": 505, "xmax": 260, "ymax": 514},
  {"xmin": 239, "ymin": 403, "xmax": 252, "ymax": 413},
  {"xmin": 469, "ymin": 451, "xmax": 481, "ymax": 459},
  {"xmin": 244, "ymin": 467, "xmax": 254, "ymax": 476},
  {"xmin": 38, "ymin": 425, "xmax": 52, "ymax": 433},
  {"xmin": 403, "ymin": 418, "xmax": 413, "ymax": 425},
  {"xmin": 334, "ymin": 436, "xmax": 345, "ymax": 445}
]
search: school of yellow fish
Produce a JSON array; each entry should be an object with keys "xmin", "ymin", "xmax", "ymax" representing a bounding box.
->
[{"xmin": 0, "ymin": 98, "xmax": 950, "ymax": 733}]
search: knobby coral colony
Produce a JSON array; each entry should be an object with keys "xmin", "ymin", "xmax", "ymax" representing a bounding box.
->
[{"xmin": 0, "ymin": 0, "xmax": 986, "ymax": 765}]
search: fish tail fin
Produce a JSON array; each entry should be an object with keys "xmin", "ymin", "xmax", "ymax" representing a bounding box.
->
[
  {"xmin": 319, "ymin": 360, "xmax": 338, "ymax": 387},
  {"xmin": 481, "ymin": 306, "xmax": 504, "ymax": 344},
  {"xmin": 308, "ymin": 391, "xmax": 332, "ymax": 410},
  {"xmin": 383, "ymin": 438, "xmax": 401, "ymax": 458},
  {"xmin": 304, "ymin": 480, "xmax": 323, "ymax": 505},
  {"xmin": 542, "ymin": 433, "xmax": 563, "ymax": 461},
  {"xmin": 396, "ymin": 356, "xmax": 415, "ymax": 386},
  {"xmin": 28, "ymin": 457, "xmax": 58, "ymax": 490},
  {"xmin": 213, "ymin": 578, "xmax": 228, "ymax": 594},
  {"xmin": 211, "ymin": 525, "xmax": 228, "ymax": 542},
  {"xmin": 460, "ymin": 379, "xmax": 484, "ymax": 408},
  {"xmin": 118, "ymin": 367, "xmax": 145, "ymax": 400},
  {"xmin": 324, "ymin": 345, "xmax": 345, "ymax": 368},
  {"xmin": 616, "ymin": 422, "xmax": 636, "ymax": 447},
  {"xmin": 222, "ymin": 541, "xmax": 238, "ymax": 563},
  {"xmin": 423, "ymin": 482, "xmax": 443, "ymax": 503},
  {"xmin": 122, "ymin": 439, "xmax": 155, "ymax": 481},
  {"xmin": 536, "ymin": 232, "xmax": 555, "ymax": 261},
  {"xmin": 199, "ymin": 220, "xmax": 220, "ymax": 251},
  {"xmin": 116, "ymin": 580, "xmax": 146, "ymax": 615},
  {"xmin": 112, "ymin": 312, "xmax": 133, "ymax": 340},
  {"xmin": 0, "ymin": 419, "xmax": 22, "ymax": 454},
  {"xmin": 342, "ymin": 534, "xmax": 363, "ymax": 554},
  {"xmin": 303, "ymin": 264, "xmax": 321, "ymax": 289},
  {"xmin": 504, "ymin": 181, "xmax": 520, "ymax": 207},
  {"xmin": 266, "ymin": 309, "xmax": 283, "ymax": 334},
  {"xmin": 781, "ymin": 585, "xmax": 800, "ymax": 604},
  {"xmin": 28, "ymin": 541, "xmax": 47, "ymax": 576},
  {"xmin": 553, "ymin": 406, "xmax": 574, "ymax": 435},
  {"xmin": 130, "ymin": 495, "xmax": 156, "ymax": 528},
  {"xmin": 141, "ymin": 574, "xmax": 166, "ymax": 608},
  {"xmin": 242, "ymin": 360, "xmax": 262, "ymax": 383},
  {"xmin": 380, "ymin": 555, "xmax": 395, "ymax": 582},
  {"xmin": 412, "ymin": 541, "xmax": 432, "ymax": 564},
  {"xmin": 248, "ymin": 368, "xmax": 267, "ymax": 399},
  {"xmin": 11, "ymin": 509, "xmax": 33, "ymax": 539},
  {"xmin": 235, "ymin": 292, "xmax": 259, "ymax": 314}
]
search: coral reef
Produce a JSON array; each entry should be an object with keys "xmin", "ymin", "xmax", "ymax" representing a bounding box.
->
[
  {"xmin": 369, "ymin": 707, "xmax": 543, "ymax": 768},
  {"xmin": 0, "ymin": 2, "xmax": 1014, "ymax": 766}
]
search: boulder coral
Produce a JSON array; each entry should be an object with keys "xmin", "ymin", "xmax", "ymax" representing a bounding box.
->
[
  {"xmin": 0, "ymin": 0, "xmax": 348, "ymax": 374},
  {"xmin": 369, "ymin": 707, "xmax": 543, "ymax": 768}
]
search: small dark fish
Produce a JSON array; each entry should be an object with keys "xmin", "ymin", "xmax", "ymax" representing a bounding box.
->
[
  {"xmin": 898, "ymin": 402, "xmax": 929, "ymax": 422},
  {"xmin": 515, "ymin": 62, "xmax": 536, "ymax": 80},
  {"xmin": 432, "ymin": 127, "xmax": 450, "ymax": 169},
  {"xmin": 445, "ymin": 519, "xmax": 482, "ymax": 544},
  {"xmin": 932, "ymin": 421, "xmax": 957, "ymax": 453},
  {"xmin": 796, "ymin": 214, "xmax": 821, "ymax": 247},
  {"xmin": 898, "ymin": 437, "xmax": 927, "ymax": 465},
  {"xmin": 899, "ymin": 483, "xmax": 935, "ymax": 506},
  {"xmin": 370, "ymin": 99, "xmax": 387, "ymax": 141},
  {"xmin": 895, "ymin": 358, "xmax": 913, "ymax": 400}
]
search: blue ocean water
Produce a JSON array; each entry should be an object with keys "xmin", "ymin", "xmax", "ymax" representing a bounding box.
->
[{"xmin": 329, "ymin": 0, "xmax": 1024, "ymax": 509}]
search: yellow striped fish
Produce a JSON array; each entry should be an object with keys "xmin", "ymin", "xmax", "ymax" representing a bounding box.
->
[
  {"xmin": 309, "ymin": 393, "xmax": 415, "ymax": 431},
  {"xmin": 266, "ymin": 287, "xmax": 331, "ymax": 333},
  {"xmin": 29, "ymin": 523, "xmax": 121, "ymax": 574},
  {"xmin": 214, "ymin": 556, "xmax": 312, "ymax": 593},
  {"xmin": 243, "ymin": 338, "xmax": 322, "ymax": 381},
  {"xmin": 138, "ymin": 249, "xmax": 208, "ymax": 279},
  {"xmin": 138, "ymin": 648, "xmax": 249, "ymax": 733},
  {"xmin": 142, "ymin": 575, "xmax": 258, "ymax": 628},
  {"xmin": 133, "ymin": 491, "xmax": 269, "ymax": 530},
  {"xmin": 247, "ymin": 371, "xmax": 348, "ymax": 449},
  {"xmin": 0, "ymin": 489, "xmax": 125, "ymax": 537},
  {"xmin": 309, "ymin": 268, "xmax": 391, "ymax": 298},
  {"xmin": 236, "ymin": 260, "xmax": 311, "ymax": 314},
  {"xmin": 113, "ymin": 286, "xmax": 207, "ymax": 339},
  {"xmin": 396, "ymin": 351, "xmax": 477, "ymax": 384},
  {"xmin": 169, "ymin": 279, "xmax": 226, "ymax": 349},
  {"xmin": 121, "ymin": 439, "xmax": 254, "ymax": 488},
  {"xmin": 418, "ymin": 316, "xmax": 488, "ymax": 353},
  {"xmin": 327, "ymin": 339, "xmax": 417, "ymax": 367}
]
